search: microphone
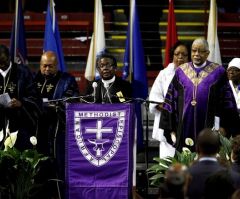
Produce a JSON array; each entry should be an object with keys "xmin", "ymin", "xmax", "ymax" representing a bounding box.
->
[
  {"xmin": 92, "ymin": 82, "xmax": 98, "ymax": 103},
  {"xmin": 103, "ymin": 82, "xmax": 112, "ymax": 104}
]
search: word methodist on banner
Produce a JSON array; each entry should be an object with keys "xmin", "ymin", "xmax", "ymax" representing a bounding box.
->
[{"xmin": 66, "ymin": 103, "xmax": 135, "ymax": 199}]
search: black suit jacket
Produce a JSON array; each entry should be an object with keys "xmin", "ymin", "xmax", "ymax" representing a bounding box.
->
[
  {"xmin": 187, "ymin": 160, "xmax": 240, "ymax": 199},
  {"xmin": 187, "ymin": 160, "xmax": 225, "ymax": 199},
  {"xmin": 232, "ymin": 162, "xmax": 240, "ymax": 174},
  {"xmin": 84, "ymin": 76, "xmax": 132, "ymax": 103}
]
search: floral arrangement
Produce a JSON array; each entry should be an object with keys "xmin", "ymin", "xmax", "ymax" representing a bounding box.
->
[
  {"xmin": 147, "ymin": 134, "xmax": 232, "ymax": 187},
  {"xmin": 0, "ymin": 126, "xmax": 48, "ymax": 199}
]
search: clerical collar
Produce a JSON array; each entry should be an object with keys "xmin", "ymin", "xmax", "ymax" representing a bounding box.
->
[
  {"xmin": 0, "ymin": 62, "xmax": 12, "ymax": 78},
  {"xmin": 199, "ymin": 157, "xmax": 217, "ymax": 162},
  {"xmin": 101, "ymin": 76, "xmax": 116, "ymax": 85},
  {"xmin": 193, "ymin": 61, "xmax": 207, "ymax": 69}
]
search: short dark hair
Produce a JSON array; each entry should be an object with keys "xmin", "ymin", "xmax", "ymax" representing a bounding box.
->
[
  {"xmin": 170, "ymin": 41, "xmax": 190, "ymax": 62},
  {"xmin": 197, "ymin": 128, "xmax": 221, "ymax": 155},
  {"xmin": 96, "ymin": 52, "xmax": 117, "ymax": 68},
  {"xmin": 204, "ymin": 170, "xmax": 235, "ymax": 199}
]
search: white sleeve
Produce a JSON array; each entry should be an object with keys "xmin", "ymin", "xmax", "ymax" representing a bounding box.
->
[{"xmin": 149, "ymin": 70, "xmax": 165, "ymax": 114}]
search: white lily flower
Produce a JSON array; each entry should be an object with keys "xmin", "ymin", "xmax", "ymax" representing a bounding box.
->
[
  {"xmin": 30, "ymin": 136, "xmax": 37, "ymax": 146},
  {"xmin": 4, "ymin": 131, "xmax": 18, "ymax": 151},
  {"xmin": 5, "ymin": 120, "xmax": 10, "ymax": 135},
  {"xmin": 6, "ymin": 128, "xmax": 10, "ymax": 135},
  {"xmin": 171, "ymin": 132, "xmax": 176, "ymax": 144},
  {"xmin": 182, "ymin": 147, "xmax": 191, "ymax": 154},
  {"xmin": 194, "ymin": 153, "xmax": 198, "ymax": 161},
  {"xmin": 0, "ymin": 129, "xmax": 4, "ymax": 142},
  {"xmin": 185, "ymin": 138, "xmax": 194, "ymax": 146}
]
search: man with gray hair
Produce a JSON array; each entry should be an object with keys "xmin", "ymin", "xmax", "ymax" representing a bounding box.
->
[{"xmin": 159, "ymin": 38, "xmax": 240, "ymax": 151}]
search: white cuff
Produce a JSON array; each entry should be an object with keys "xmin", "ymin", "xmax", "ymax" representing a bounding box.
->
[
  {"xmin": 159, "ymin": 141, "xmax": 175, "ymax": 158},
  {"xmin": 152, "ymin": 128, "xmax": 167, "ymax": 142}
]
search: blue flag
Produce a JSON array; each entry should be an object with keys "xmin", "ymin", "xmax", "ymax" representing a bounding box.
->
[
  {"xmin": 43, "ymin": 0, "xmax": 66, "ymax": 72},
  {"xmin": 123, "ymin": 0, "xmax": 148, "ymax": 149},
  {"xmin": 10, "ymin": 0, "xmax": 27, "ymax": 65}
]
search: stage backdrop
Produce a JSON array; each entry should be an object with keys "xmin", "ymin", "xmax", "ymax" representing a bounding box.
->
[{"xmin": 66, "ymin": 103, "xmax": 135, "ymax": 199}]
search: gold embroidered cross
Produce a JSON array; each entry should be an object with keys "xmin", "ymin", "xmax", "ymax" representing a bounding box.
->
[{"xmin": 46, "ymin": 84, "xmax": 54, "ymax": 92}]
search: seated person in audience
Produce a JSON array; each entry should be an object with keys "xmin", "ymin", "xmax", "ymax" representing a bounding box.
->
[
  {"xmin": 84, "ymin": 52, "xmax": 132, "ymax": 103},
  {"xmin": 149, "ymin": 41, "xmax": 189, "ymax": 158},
  {"xmin": 227, "ymin": 58, "xmax": 240, "ymax": 114},
  {"xmin": 187, "ymin": 128, "xmax": 240, "ymax": 199},
  {"xmin": 231, "ymin": 135, "xmax": 240, "ymax": 173},
  {"xmin": 33, "ymin": 51, "xmax": 79, "ymax": 198},
  {"xmin": 159, "ymin": 163, "xmax": 189, "ymax": 199},
  {"xmin": 204, "ymin": 170, "xmax": 236, "ymax": 199},
  {"xmin": 0, "ymin": 44, "xmax": 41, "ymax": 150}
]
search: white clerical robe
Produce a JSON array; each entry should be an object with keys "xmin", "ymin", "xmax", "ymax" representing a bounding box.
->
[{"xmin": 149, "ymin": 63, "xmax": 176, "ymax": 158}]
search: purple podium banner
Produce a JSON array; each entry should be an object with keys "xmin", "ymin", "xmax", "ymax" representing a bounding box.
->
[{"xmin": 66, "ymin": 103, "xmax": 135, "ymax": 199}]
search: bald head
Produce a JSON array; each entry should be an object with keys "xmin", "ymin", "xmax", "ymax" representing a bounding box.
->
[{"xmin": 40, "ymin": 51, "xmax": 58, "ymax": 76}]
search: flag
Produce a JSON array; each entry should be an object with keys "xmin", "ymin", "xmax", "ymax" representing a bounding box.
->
[
  {"xmin": 43, "ymin": 0, "xmax": 66, "ymax": 72},
  {"xmin": 84, "ymin": 0, "xmax": 105, "ymax": 81},
  {"xmin": 164, "ymin": 0, "xmax": 178, "ymax": 67},
  {"xmin": 10, "ymin": 0, "xmax": 28, "ymax": 65},
  {"xmin": 207, "ymin": 0, "xmax": 222, "ymax": 64},
  {"xmin": 123, "ymin": 0, "xmax": 148, "ymax": 148}
]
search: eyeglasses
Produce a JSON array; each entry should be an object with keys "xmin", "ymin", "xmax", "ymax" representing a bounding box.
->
[
  {"xmin": 191, "ymin": 49, "xmax": 208, "ymax": 55},
  {"xmin": 174, "ymin": 52, "xmax": 188, "ymax": 57},
  {"xmin": 98, "ymin": 63, "xmax": 113, "ymax": 69}
]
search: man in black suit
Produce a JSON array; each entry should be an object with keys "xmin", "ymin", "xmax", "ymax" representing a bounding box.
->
[
  {"xmin": 0, "ymin": 44, "xmax": 41, "ymax": 150},
  {"xmin": 85, "ymin": 53, "xmax": 132, "ymax": 103},
  {"xmin": 187, "ymin": 128, "xmax": 240, "ymax": 199}
]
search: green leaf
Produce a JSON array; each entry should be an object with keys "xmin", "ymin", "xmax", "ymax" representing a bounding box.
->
[
  {"xmin": 0, "ymin": 146, "xmax": 49, "ymax": 198},
  {"xmin": 149, "ymin": 173, "xmax": 165, "ymax": 180}
]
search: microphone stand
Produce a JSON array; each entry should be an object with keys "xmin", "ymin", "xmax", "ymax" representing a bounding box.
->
[
  {"xmin": 131, "ymin": 98, "xmax": 159, "ymax": 198},
  {"xmin": 46, "ymin": 94, "xmax": 96, "ymax": 104},
  {"xmin": 44, "ymin": 101, "xmax": 63, "ymax": 199},
  {"xmin": 143, "ymin": 101, "xmax": 150, "ymax": 197},
  {"xmin": 47, "ymin": 96, "xmax": 161, "ymax": 198},
  {"xmin": 111, "ymin": 95, "xmax": 161, "ymax": 197},
  {"xmin": 53, "ymin": 101, "xmax": 62, "ymax": 199}
]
